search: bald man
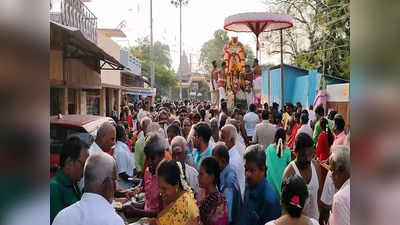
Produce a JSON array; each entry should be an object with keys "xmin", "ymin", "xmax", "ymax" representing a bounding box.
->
[
  {"xmin": 220, "ymin": 124, "xmax": 245, "ymax": 199},
  {"xmin": 89, "ymin": 122, "xmax": 116, "ymax": 155},
  {"xmin": 53, "ymin": 152, "xmax": 124, "ymax": 225}
]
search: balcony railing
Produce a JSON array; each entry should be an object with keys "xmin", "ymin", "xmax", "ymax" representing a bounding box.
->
[{"xmin": 50, "ymin": 0, "xmax": 97, "ymax": 43}]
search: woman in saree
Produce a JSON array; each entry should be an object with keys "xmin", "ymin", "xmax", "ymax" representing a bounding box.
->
[
  {"xmin": 198, "ymin": 157, "xmax": 229, "ymax": 225},
  {"xmin": 140, "ymin": 159, "xmax": 199, "ymax": 225}
]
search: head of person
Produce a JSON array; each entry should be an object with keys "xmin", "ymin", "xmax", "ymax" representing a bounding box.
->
[
  {"xmin": 244, "ymin": 144, "xmax": 266, "ymax": 188},
  {"xmin": 220, "ymin": 124, "xmax": 237, "ymax": 150},
  {"xmin": 171, "ymin": 119, "xmax": 181, "ymax": 128},
  {"xmin": 167, "ymin": 124, "xmax": 181, "ymax": 145},
  {"xmin": 296, "ymin": 102, "xmax": 302, "ymax": 110},
  {"xmin": 227, "ymin": 118, "xmax": 240, "ymax": 134},
  {"xmin": 84, "ymin": 152, "xmax": 117, "ymax": 203},
  {"xmin": 294, "ymin": 112, "xmax": 301, "ymax": 124},
  {"xmin": 157, "ymin": 159, "xmax": 184, "ymax": 204},
  {"xmin": 309, "ymin": 105, "xmax": 313, "ymax": 110},
  {"xmin": 333, "ymin": 116, "xmax": 345, "ymax": 135},
  {"xmin": 285, "ymin": 102, "xmax": 294, "ymax": 114},
  {"xmin": 171, "ymin": 136, "xmax": 187, "ymax": 165},
  {"xmin": 144, "ymin": 133, "xmax": 168, "ymax": 175},
  {"xmin": 115, "ymin": 125, "xmax": 127, "ymax": 143},
  {"xmin": 321, "ymin": 117, "xmax": 334, "ymax": 146},
  {"xmin": 210, "ymin": 118, "xmax": 219, "ymax": 141},
  {"xmin": 219, "ymin": 113, "xmax": 228, "ymax": 129},
  {"xmin": 158, "ymin": 110, "xmax": 169, "ymax": 126},
  {"xmin": 199, "ymin": 109, "xmax": 206, "ymax": 121},
  {"xmin": 294, "ymin": 133, "xmax": 314, "ymax": 170},
  {"xmin": 95, "ymin": 122, "xmax": 116, "ymax": 152},
  {"xmin": 193, "ymin": 113, "xmax": 201, "ymax": 124},
  {"xmin": 272, "ymin": 102, "xmax": 279, "ymax": 111},
  {"xmin": 315, "ymin": 104, "xmax": 325, "ymax": 120},
  {"xmin": 198, "ymin": 156, "xmax": 220, "ymax": 191},
  {"xmin": 212, "ymin": 142, "xmax": 230, "ymax": 171},
  {"xmin": 261, "ymin": 109, "xmax": 270, "ymax": 121},
  {"xmin": 212, "ymin": 60, "xmax": 217, "ymax": 68},
  {"xmin": 221, "ymin": 101, "xmax": 228, "ymax": 113},
  {"xmin": 182, "ymin": 118, "xmax": 192, "ymax": 137},
  {"xmin": 193, "ymin": 122, "xmax": 212, "ymax": 149},
  {"xmin": 141, "ymin": 117, "xmax": 152, "ymax": 136},
  {"xmin": 300, "ymin": 113, "xmax": 309, "ymax": 125},
  {"xmin": 264, "ymin": 103, "xmax": 269, "ymax": 110},
  {"xmin": 281, "ymin": 175, "xmax": 309, "ymax": 218},
  {"xmin": 245, "ymin": 64, "xmax": 251, "ymax": 72},
  {"xmin": 60, "ymin": 137, "xmax": 90, "ymax": 182},
  {"xmin": 221, "ymin": 61, "xmax": 227, "ymax": 68},
  {"xmin": 253, "ymin": 58, "xmax": 259, "ymax": 67},
  {"xmin": 274, "ymin": 128, "xmax": 286, "ymax": 158},
  {"xmin": 249, "ymin": 104, "xmax": 257, "ymax": 112},
  {"xmin": 328, "ymin": 110, "xmax": 337, "ymax": 121},
  {"xmin": 329, "ymin": 145, "xmax": 350, "ymax": 190}
]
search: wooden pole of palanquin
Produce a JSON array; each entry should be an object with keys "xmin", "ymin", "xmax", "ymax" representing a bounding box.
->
[{"xmin": 280, "ymin": 30, "xmax": 284, "ymax": 108}]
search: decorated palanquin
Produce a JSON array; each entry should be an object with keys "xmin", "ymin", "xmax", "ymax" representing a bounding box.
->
[{"xmin": 222, "ymin": 37, "xmax": 249, "ymax": 110}]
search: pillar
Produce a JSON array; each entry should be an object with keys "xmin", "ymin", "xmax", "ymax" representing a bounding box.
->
[
  {"xmin": 60, "ymin": 87, "xmax": 68, "ymax": 115},
  {"xmin": 100, "ymin": 87, "xmax": 106, "ymax": 116}
]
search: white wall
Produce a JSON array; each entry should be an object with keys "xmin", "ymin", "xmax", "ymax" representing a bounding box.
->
[
  {"xmin": 97, "ymin": 31, "xmax": 121, "ymax": 86},
  {"xmin": 327, "ymin": 83, "xmax": 349, "ymax": 102}
]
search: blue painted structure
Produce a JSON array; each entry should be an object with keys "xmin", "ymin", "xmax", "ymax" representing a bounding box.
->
[{"xmin": 261, "ymin": 64, "xmax": 348, "ymax": 107}]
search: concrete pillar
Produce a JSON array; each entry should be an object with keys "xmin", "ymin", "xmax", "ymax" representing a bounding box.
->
[
  {"xmin": 108, "ymin": 88, "xmax": 114, "ymax": 116},
  {"xmin": 60, "ymin": 87, "xmax": 68, "ymax": 115},
  {"xmin": 100, "ymin": 88, "xmax": 106, "ymax": 116},
  {"xmin": 117, "ymin": 89, "xmax": 121, "ymax": 117},
  {"xmin": 79, "ymin": 89, "xmax": 87, "ymax": 115}
]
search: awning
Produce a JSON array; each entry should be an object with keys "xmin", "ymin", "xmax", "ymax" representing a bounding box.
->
[
  {"xmin": 120, "ymin": 69, "xmax": 151, "ymax": 86},
  {"xmin": 123, "ymin": 87, "xmax": 156, "ymax": 97},
  {"xmin": 50, "ymin": 21, "xmax": 124, "ymax": 71}
]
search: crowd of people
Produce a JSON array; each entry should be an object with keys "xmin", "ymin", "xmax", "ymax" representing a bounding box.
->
[{"xmin": 50, "ymin": 99, "xmax": 350, "ymax": 225}]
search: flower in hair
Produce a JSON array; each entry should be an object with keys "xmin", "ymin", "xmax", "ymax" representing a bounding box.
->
[{"xmin": 289, "ymin": 195, "xmax": 302, "ymax": 208}]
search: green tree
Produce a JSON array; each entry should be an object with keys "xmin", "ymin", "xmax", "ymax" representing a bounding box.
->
[
  {"xmin": 199, "ymin": 29, "xmax": 255, "ymax": 73},
  {"xmin": 262, "ymin": 0, "xmax": 350, "ymax": 79},
  {"xmin": 129, "ymin": 38, "xmax": 178, "ymax": 98}
]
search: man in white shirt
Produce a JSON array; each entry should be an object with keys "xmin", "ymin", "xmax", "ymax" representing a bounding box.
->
[
  {"xmin": 171, "ymin": 136, "xmax": 199, "ymax": 195},
  {"xmin": 328, "ymin": 145, "xmax": 350, "ymax": 225},
  {"xmin": 243, "ymin": 104, "xmax": 260, "ymax": 140},
  {"xmin": 252, "ymin": 110, "xmax": 276, "ymax": 149},
  {"xmin": 296, "ymin": 113, "xmax": 313, "ymax": 139},
  {"xmin": 89, "ymin": 122, "xmax": 116, "ymax": 155},
  {"xmin": 221, "ymin": 124, "xmax": 246, "ymax": 199},
  {"xmin": 53, "ymin": 152, "xmax": 125, "ymax": 225},
  {"xmin": 308, "ymin": 105, "xmax": 316, "ymax": 128}
]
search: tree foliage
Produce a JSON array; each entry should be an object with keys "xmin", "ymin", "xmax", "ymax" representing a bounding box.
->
[
  {"xmin": 199, "ymin": 29, "xmax": 255, "ymax": 73},
  {"xmin": 261, "ymin": 0, "xmax": 350, "ymax": 79},
  {"xmin": 129, "ymin": 37, "xmax": 178, "ymax": 98}
]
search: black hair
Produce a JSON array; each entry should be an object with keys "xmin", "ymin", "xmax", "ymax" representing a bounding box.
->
[
  {"xmin": 261, "ymin": 110, "xmax": 270, "ymax": 120},
  {"xmin": 221, "ymin": 61, "xmax": 226, "ymax": 67},
  {"xmin": 315, "ymin": 104, "xmax": 324, "ymax": 116},
  {"xmin": 60, "ymin": 136, "xmax": 89, "ymax": 168},
  {"xmin": 157, "ymin": 159, "xmax": 183, "ymax": 189},
  {"xmin": 274, "ymin": 128, "xmax": 286, "ymax": 158},
  {"xmin": 249, "ymin": 104, "xmax": 256, "ymax": 112},
  {"xmin": 200, "ymin": 156, "xmax": 221, "ymax": 191},
  {"xmin": 213, "ymin": 143, "xmax": 230, "ymax": 164},
  {"xmin": 193, "ymin": 113, "xmax": 201, "ymax": 121},
  {"xmin": 294, "ymin": 133, "xmax": 314, "ymax": 153},
  {"xmin": 212, "ymin": 60, "xmax": 217, "ymax": 67},
  {"xmin": 122, "ymin": 121, "xmax": 129, "ymax": 130},
  {"xmin": 320, "ymin": 118, "xmax": 334, "ymax": 147},
  {"xmin": 281, "ymin": 175, "xmax": 309, "ymax": 218},
  {"xmin": 301, "ymin": 109, "xmax": 308, "ymax": 115},
  {"xmin": 334, "ymin": 117, "xmax": 345, "ymax": 132},
  {"xmin": 294, "ymin": 112, "xmax": 301, "ymax": 120},
  {"xmin": 300, "ymin": 113, "xmax": 309, "ymax": 125},
  {"xmin": 221, "ymin": 101, "xmax": 227, "ymax": 111},
  {"xmin": 200, "ymin": 109, "xmax": 206, "ymax": 121},
  {"xmin": 328, "ymin": 110, "xmax": 337, "ymax": 120},
  {"xmin": 274, "ymin": 112, "xmax": 282, "ymax": 124},
  {"xmin": 167, "ymin": 124, "xmax": 181, "ymax": 136},
  {"xmin": 116, "ymin": 125, "xmax": 126, "ymax": 142},
  {"xmin": 194, "ymin": 122, "xmax": 212, "ymax": 144},
  {"xmin": 272, "ymin": 102, "xmax": 279, "ymax": 109},
  {"xmin": 244, "ymin": 147, "xmax": 266, "ymax": 172},
  {"xmin": 144, "ymin": 133, "xmax": 166, "ymax": 157},
  {"xmin": 254, "ymin": 58, "xmax": 259, "ymax": 64}
]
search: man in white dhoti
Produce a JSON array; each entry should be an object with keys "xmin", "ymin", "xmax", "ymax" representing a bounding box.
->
[
  {"xmin": 217, "ymin": 61, "xmax": 227, "ymax": 108},
  {"xmin": 210, "ymin": 60, "xmax": 219, "ymax": 108}
]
